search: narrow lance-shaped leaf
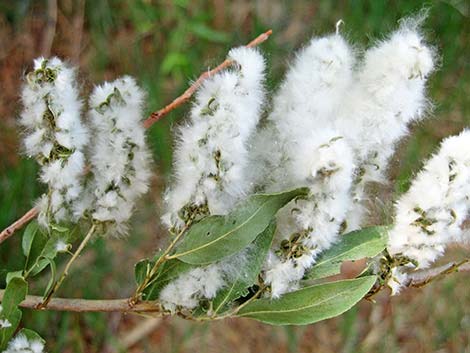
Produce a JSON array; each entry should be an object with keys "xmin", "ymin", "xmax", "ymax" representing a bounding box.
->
[
  {"xmin": 23, "ymin": 224, "xmax": 47, "ymax": 273},
  {"xmin": 16, "ymin": 328, "xmax": 46, "ymax": 345},
  {"xmin": 21, "ymin": 221, "xmax": 39, "ymax": 258},
  {"xmin": 0, "ymin": 277, "xmax": 28, "ymax": 349},
  {"xmin": 211, "ymin": 220, "xmax": 277, "ymax": 316},
  {"xmin": 304, "ymin": 226, "xmax": 389, "ymax": 281},
  {"xmin": 237, "ymin": 276, "xmax": 376, "ymax": 325},
  {"xmin": 171, "ymin": 188, "xmax": 308, "ymax": 265},
  {"xmin": 26, "ymin": 229, "xmax": 71, "ymax": 278}
]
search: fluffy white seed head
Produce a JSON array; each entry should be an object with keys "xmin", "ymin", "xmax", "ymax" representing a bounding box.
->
[
  {"xmin": 388, "ymin": 130, "xmax": 470, "ymax": 270},
  {"xmin": 264, "ymin": 132, "xmax": 355, "ymax": 297},
  {"xmin": 248, "ymin": 33, "xmax": 358, "ymax": 298},
  {"xmin": 335, "ymin": 23, "xmax": 435, "ymax": 169},
  {"xmin": 4, "ymin": 334, "xmax": 45, "ymax": 353},
  {"xmin": 269, "ymin": 34, "xmax": 355, "ymax": 138},
  {"xmin": 162, "ymin": 47, "xmax": 266, "ymax": 230},
  {"xmin": 20, "ymin": 57, "xmax": 89, "ymax": 227},
  {"xmin": 251, "ymin": 33, "xmax": 355, "ymax": 192},
  {"xmin": 159, "ymin": 247, "xmax": 252, "ymax": 310},
  {"xmin": 87, "ymin": 76, "xmax": 152, "ymax": 236},
  {"xmin": 334, "ymin": 23, "xmax": 435, "ymax": 231}
]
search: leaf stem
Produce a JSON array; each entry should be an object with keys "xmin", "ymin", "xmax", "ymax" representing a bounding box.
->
[
  {"xmin": 38, "ymin": 224, "xmax": 96, "ymax": 309},
  {"xmin": 131, "ymin": 223, "xmax": 189, "ymax": 305}
]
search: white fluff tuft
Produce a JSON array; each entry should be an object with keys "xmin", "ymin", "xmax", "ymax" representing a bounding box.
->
[
  {"xmin": 388, "ymin": 130, "xmax": 470, "ymax": 269},
  {"xmin": 159, "ymin": 247, "xmax": 252, "ymax": 310},
  {"xmin": 264, "ymin": 131, "xmax": 355, "ymax": 297},
  {"xmin": 87, "ymin": 76, "xmax": 152, "ymax": 236},
  {"xmin": 250, "ymin": 33, "xmax": 357, "ymax": 298},
  {"xmin": 20, "ymin": 57, "xmax": 89, "ymax": 227},
  {"xmin": 335, "ymin": 23, "xmax": 435, "ymax": 231},
  {"xmin": 4, "ymin": 334, "xmax": 45, "ymax": 353},
  {"xmin": 162, "ymin": 47, "xmax": 266, "ymax": 231},
  {"xmin": 251, "ymin": 34, "xmax": 355, "ymax": 188}
]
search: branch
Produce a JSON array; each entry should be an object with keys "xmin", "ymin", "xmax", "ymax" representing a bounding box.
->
[
  {"xmin": 0, "ymin": 29, "xmax": 273, "ymax": 245},
  {"xmin": 0, "ymin": 290, "xmax": 166, "ymax": 314},
  {"xmin": 0, "ymin": 207, "xmax": 38, "ymax": 244},
  {"xmin": 405, "ymin": 259, "xmax": 470, "ymax": 288},
  {"xmin": 1, "ymin": 260, "xmax": 468, "ymax": 315},
  {"xmin": 142, "ymin": 29, "xmax": 272, "ymax": 128}
]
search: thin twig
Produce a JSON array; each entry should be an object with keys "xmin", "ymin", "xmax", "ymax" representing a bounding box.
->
[
  {"xmin": 131, "ymin": 223, "xmax": 190, "ymax": 304},
  {"xmin": 405, "ymin": 259, "xmax": 470, "ymax": 288},
  {"xmin": 142, "ymin": 29, "xmax": 273, "ymax": 128},
  {"xmin": 0, "ymin": 207, "xmax": 38, "ymax": 244},
  {"xmin": 38, "ymin": 224, "xmax": 97, "ymax": 308},
  {"xmin": 0, "ymin": 29, "xmax": 273, "ymax": 245}
]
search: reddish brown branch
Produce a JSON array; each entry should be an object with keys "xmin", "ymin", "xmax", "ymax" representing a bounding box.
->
[
  {"xmin": 143, "ymin": 29, "xmax": 272, "ymax": 128},
  {"xmin": 0, "ymin": 29, "xmax": 273, "ymax": 245},
  {"xmin": 0, "ymin": 207, "xmax": 38, "ymax": 244}
]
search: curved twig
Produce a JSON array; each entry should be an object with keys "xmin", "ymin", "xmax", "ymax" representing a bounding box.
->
[
  {"xmin": 142, "ymin": 29, "xmax": 272, "ymax": 128},
  {"xmin": 405, "ymin": 259, "xmax": 470, "ymax": 288}
]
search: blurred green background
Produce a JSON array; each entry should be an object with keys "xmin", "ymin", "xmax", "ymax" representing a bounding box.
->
[{"xmin": 0, "ymin": 0, "xmax": 469, "ymax": 352}]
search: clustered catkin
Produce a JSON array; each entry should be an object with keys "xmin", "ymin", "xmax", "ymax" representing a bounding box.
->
[
  {"xmin": 87, "ymin": 77, "xmax": 152, "ymax": 236},
  {"xmin": 162, "ymin": 47, "xmax": 266, "ymax": 232},
  {"xmin": 20, "ymin": 58, "xmax": 89, "ymax": 228},
  {"xmin": 159, "ymin": 47, "xmax": 266, "ymax": 309},
  {"xmin": 20, "ymin": 60, "xmax": 152, "ymax": 237},
  {"xmin": 161, "ymin": 20, "xmax": 444, "ymax": 305},
  {"xmin": 387, "ymin": 130, "xmax": 470, "ymax": 294}
]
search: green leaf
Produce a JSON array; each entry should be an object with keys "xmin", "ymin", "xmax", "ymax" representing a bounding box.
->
[
  {"xmin": 211, "ymin": 221, "xmax": 276, "ymax": 315},
  {"xmin": 135, "ymin": 256, "xmax": 194, "ymax": 301},
  {"xmin": 43, "ymin": 259, "xmax": 57, "ymax": 298},
  {"xmin": 237, "ymin": 276, "xmax": 376, "ymax": 325},
  {"xmin": 304, "ymin": 226, "xmax": 389, "ymax": 281},
  {"xmin": 0, "ymin": 277, "xmax": 28, "ymax": 349},
  {"xmin": 1, "ymin": 277, "xmax": 27, "ymax": 315},
  {"xmin": 0, "ymin": 308, "xmax": 22, "ymax": 350},
  {"xmin": 172, "ymin": 188, "xmax": 308, "ymax": 265},
  {"xmin": 27, "ymin": 232, "xmax": 66, "ymax": 277},
  {"xmin": 5, "ymin": 271, "xmax": 23, "ymax": 284},
  {"xmin": 135, "ymin": 259, "xmax": 152, "ymax": 286},
  {"xmin": 24, "ymin": 229, "xmax": 48, "ymax": 274},
  {"xmin": 21, "ymin": 221, "xmax": 39, "ymax": 257}
]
